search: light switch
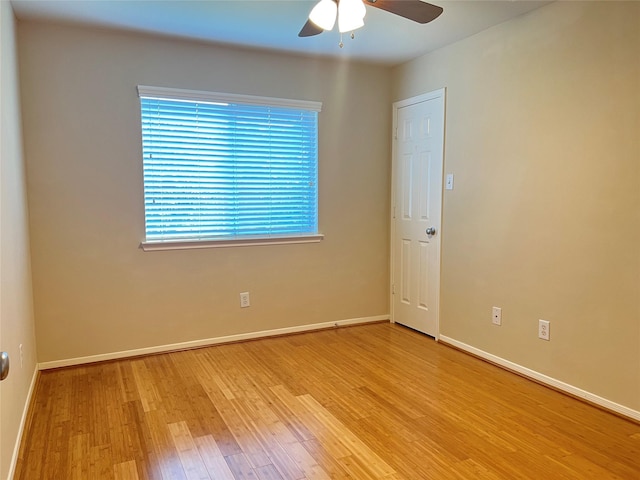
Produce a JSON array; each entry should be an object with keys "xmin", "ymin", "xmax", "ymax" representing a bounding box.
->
[{"xmin": 445, "ymin": 173, "xmax": 454, "ymax": 190}]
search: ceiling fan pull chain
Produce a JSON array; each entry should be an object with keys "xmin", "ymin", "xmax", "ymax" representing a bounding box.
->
[
  {"xmin": 351, "ymin": 31, "xmax": 355, "ymax": 39},
  {"xmin": 339, "ymin": 32, "xmax": 344, "ymax": 48}
]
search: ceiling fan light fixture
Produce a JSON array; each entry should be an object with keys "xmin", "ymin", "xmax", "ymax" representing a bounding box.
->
[
  {"xmin": 341, "ymin": 0, "xmax": 367, "ymax": 19},
  {"xmin": 338, "ymin": 14, "xmax": 364, "ymax": 33},
  {"xmin": 299, "ymin": 0, "xmax": 443, "ymax": 40},
  {"xmin": 309, "ymin": 0, "xmax": 337, "ymax": 31},
  {"xmin": 338, "ymin": 0, "xmax": 366, "ymax": 33}
]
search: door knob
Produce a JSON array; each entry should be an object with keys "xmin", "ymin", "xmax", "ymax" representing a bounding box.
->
[
  {"xmin": 426, "ymin": 227, "xmax": 437, "ymax": 236},
  {"xmin": 0, "ymin": 352, "xmax": 9, "ymax": 381}
]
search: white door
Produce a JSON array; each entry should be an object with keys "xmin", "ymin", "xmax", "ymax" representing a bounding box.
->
[{"xmin": 392, "ymin": 90, "xmax": 445, "ymax": 337}]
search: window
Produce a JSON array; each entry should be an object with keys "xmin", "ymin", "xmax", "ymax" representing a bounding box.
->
[{"xmin": 137, "ymin": 86, "xmax": 323, "ymax": 250}]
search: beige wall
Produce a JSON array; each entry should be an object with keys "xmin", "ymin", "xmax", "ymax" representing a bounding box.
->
[
  {"xmin": 14, "ymin": 0, "xmax": 638, "ymax": 422},
  {"xmin": 18, "ymin": 22, "xmax": 392, "ymax": 363},
  {"xmin": 393, "ymin": 1, "xmax": 640, "ymax": 411},
  {"xmin": 0, "ymin": 2, "xmax": 38, "ymax": 478}
]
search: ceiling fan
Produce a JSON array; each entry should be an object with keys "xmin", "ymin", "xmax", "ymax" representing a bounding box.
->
[{"xmin": 299, "ymin": 0, "xmax": 444, "ymax": 38}]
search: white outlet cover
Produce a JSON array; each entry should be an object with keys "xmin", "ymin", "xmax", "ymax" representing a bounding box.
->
[
  {"xmin": 538, "ymin": 319, "xmax": 550, "ymax": 340},
  {"xmin": 492, "ymin": 306, "xmax": 502, "ymax": 325},
  {"xmin": 240, "ymin": 292, "xmax": 250, "ymax": 308}
]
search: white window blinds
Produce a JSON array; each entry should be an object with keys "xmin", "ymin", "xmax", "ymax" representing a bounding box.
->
[{"xmin": 138, "ymin": 86, "xmax": 321, "ymax": 244}]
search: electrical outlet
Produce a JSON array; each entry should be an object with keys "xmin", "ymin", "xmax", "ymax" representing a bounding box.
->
[
  {"xmin": 240, "ymin": 292, "xmax": 250, "ymax": 308},
  {"xmin": 492, "ymin": 306, "xmax": 502, "ymax": 326},
  {"xmin": 19, "ymin": 344, "xmax": 24, "ymax": 368},
  {"xmin": 538, "ymin": 319, "xmax": 550, "ymax": 341}
]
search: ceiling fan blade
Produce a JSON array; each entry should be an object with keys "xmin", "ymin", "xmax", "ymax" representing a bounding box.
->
[
  {"xmin": 298, "ymin": 19, "xmax": 324, "ymax": 37},
  {"xmin": 364, "ymin": 0, "xmax": 443, "ymax": 24}
]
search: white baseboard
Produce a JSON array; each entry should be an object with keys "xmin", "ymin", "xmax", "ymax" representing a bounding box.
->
[
  {"xmin": 38, "ymin": 315, "xmax": 390, "ymax": 370},
  {"xmin": 7, "ymin": 366, "xmax": 39, "ymax": 480},
  {"xmin": 439, "ymin": 335, "xmax": 640, "ymax": 423}
]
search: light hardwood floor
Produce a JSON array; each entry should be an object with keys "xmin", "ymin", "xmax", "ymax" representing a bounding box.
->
[{"xmin": 15, "ymin": 323, "xmax": 640, "ymax": 479}]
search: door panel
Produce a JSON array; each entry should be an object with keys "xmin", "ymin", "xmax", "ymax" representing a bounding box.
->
[
  {"xmin": 392, "ymin": 91, "xmax": 445, "ymax": 337},
  {"xmin": 401, "ymin": 239, "xmax": 411, "ymax": 304},
  {"xmin": 418, "ymin": 241, "xmax": 429, "ymax": 309}
]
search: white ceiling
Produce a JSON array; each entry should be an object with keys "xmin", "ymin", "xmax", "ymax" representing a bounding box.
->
[{"xmin": 10, "ymin": 0, "xmax": 551, "ymax": 65}]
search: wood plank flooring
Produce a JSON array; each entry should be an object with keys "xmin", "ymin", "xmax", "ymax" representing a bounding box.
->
[{"xmin": 15, "ymin": 323, "xmax": 640, "ymax": 479}]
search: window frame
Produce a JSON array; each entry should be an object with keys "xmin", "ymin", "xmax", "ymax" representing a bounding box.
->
[{"xmin": 137, "ymin": 85, "xmax": 324, "ymax": 251}]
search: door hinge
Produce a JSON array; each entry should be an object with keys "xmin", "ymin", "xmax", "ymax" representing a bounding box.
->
[
  {"xmin": 394, "ymin": 127, "xmax": 398, "ymax": 140},
  {"xmin": 392, "ymin": 205, "xmax": 396, "ymax": 219},
  {"xmin": 392, "ymin": 284, "xmax": 396, "ymax": 294}
]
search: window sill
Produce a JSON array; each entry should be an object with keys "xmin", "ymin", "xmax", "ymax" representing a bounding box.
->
[{"xmin": 140, "ymin": 234, "xmax": 324, "ymax": 251}]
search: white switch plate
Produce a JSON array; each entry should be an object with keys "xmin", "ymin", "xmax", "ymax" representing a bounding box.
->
[
  {"xmin": 492, "ymin": 306, "xmax": 502, "ymax": 326},
  {"xmin": 445, "ymin": 174, "xmax": 454, "ymax": 190}
]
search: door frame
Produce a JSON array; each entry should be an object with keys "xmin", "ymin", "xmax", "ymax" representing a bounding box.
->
[{"xmin": 390, "ymin": 88, "xmax": 446, "ymax": 339}]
